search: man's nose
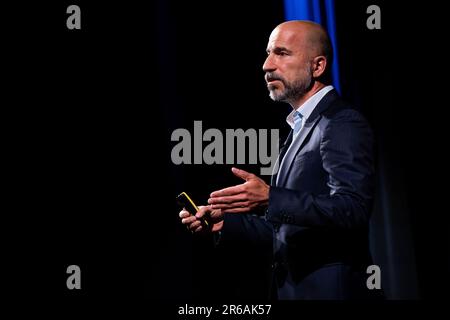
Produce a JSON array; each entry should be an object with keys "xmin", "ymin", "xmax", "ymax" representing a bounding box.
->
[{"xmin": 263, "ymin": 55, "xmax": 276, "ymax": 73}]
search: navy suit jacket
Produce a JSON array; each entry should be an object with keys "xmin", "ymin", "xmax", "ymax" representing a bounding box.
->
[{"xmin": 220, "ymin": 90, "xmax": 376, "ymax": 299}]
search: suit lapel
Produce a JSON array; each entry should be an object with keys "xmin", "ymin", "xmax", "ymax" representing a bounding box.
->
[
  {"xmin": 276, "ymin": 115, "xmax": 322, "ymax": 187},
  {"xmin": 271, "ymin": 131, "xmax": 292, "ymax": 186}
]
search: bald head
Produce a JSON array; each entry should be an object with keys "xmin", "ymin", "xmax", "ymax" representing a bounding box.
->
[{"xmin": 272, "ymin": 20, "xmax": 333, "ymax": 68}]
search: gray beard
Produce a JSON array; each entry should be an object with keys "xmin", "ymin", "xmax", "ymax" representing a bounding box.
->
[{"xmin": 271, "ymin": 77, "xmax": 313, "ymax": 104}]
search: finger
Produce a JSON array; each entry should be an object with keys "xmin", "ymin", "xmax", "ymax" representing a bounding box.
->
[
  {"xmin": 211, "ymin": 201, "xmax": 248, "ymax": 210},
  {"xmin": 208, "ymin": 193, "xmax": 247, "ymax": 205},
  {"xmin": 210, "ymin": 185, "xmax": 245, "ymax": 198},
  {"xmin": 181, "ymin": 216, "xmax": 197, "ymax": 225},
  {"xmin": 231, "ymin": 167, "xmax": 255, "ymax": 181},
  {"xmin": 194, "ymin": 225, "xmax": 203, "ymax": 233},
  {"xmin": 189, "ymin": 220, "xmax": 202, "ymax": 230},
  {"xmin": 223, "ymin": 207, "xmax": 251, "ymax": 214},
  {"xmin": 179, "ymin": 210, "xmax": 190, "ymax": 218}
]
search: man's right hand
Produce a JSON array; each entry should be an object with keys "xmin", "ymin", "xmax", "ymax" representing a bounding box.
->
[{"xmin": 179, "ymin": 205, "xmax": 224, "ymax": 233}]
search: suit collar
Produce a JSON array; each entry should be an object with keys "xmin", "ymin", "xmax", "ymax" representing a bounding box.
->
[
  {"xmin": 288, "ymin": 85, "xmax": 334, "ymax": 127},
  {"xmin": 305, "ymin": 89, "xmax": 339, "ymax": 123}
]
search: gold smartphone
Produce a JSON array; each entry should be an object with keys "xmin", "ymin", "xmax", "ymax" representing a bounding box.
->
[{"xmin": 176, "ymin": 192, "xmax": 209, "ymax": 226}]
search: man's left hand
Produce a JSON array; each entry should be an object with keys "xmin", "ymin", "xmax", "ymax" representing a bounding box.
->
[{"xmin": 208, "ymin": 167, "xmax": 270, "ymax": 213}]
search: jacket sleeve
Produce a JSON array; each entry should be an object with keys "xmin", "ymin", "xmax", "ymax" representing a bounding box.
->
[
  {"xmin": 266, "ymin": 110, "xmax": 374, "ymax": 229},
  {"xmin": 217, "ymin": 213, "xmax": 273, "ymax": 248}
]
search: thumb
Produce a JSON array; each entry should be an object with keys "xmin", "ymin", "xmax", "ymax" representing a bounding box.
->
[
  {"xmin": 231, "ymin": 167, "xmax": 254, "ymax": 181},
  {"xmin": 195, "ymin": 205, "xmax": 211, "ymax": 219}
]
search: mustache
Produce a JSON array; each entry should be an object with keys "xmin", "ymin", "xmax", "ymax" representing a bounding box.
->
[{"xmin": 265, "ymin": 73, "xmax": 285, "ymax": 84}]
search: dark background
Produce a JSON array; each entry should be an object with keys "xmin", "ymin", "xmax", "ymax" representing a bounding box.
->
[{"xmin": 4, "ymin": 0, "xmax": 448, "ymax": 314}]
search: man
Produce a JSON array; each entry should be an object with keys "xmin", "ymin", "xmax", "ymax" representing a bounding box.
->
[{"xmin": 179, "ymin": 20, "xmax": 375, "ymax": 299}]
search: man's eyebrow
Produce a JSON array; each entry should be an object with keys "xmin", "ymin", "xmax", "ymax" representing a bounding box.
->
[{"xmin": 266, "ymin": 46, "xmax": 293, "ymax": 54}]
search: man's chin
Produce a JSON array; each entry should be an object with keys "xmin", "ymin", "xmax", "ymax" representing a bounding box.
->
[{"xmin": 269, "ymin": 90, "xmax": 285, "ymax": 102}]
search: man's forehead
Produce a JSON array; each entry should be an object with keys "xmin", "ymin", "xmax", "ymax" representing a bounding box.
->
[{"xmin": 267, "ymin": 28, "xmax": 302, "ymax": 50}]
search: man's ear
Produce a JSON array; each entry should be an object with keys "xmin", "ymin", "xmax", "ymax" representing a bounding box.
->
[{"xmin": 312, "ymin": 55, "xmax": 327, "ymax": 78}]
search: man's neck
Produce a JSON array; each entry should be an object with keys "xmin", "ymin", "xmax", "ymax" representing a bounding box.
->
[{"xmin": 291, "ymin": 82, "xmax": 326, "ymax": 110}]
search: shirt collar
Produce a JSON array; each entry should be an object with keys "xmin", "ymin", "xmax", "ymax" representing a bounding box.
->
[{"xmin": 286, "ymin": 85, "xmax": 334, "ymax": 129}]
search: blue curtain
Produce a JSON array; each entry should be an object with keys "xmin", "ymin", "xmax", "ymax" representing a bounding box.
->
[{"xmin": 284, "ymin": 0, "xmax": 341, "ymax": 93}]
